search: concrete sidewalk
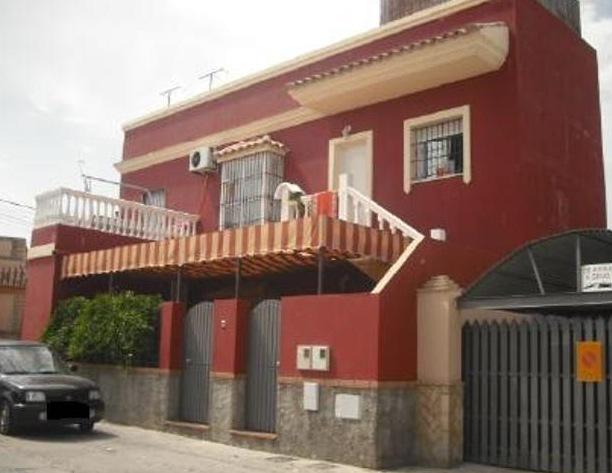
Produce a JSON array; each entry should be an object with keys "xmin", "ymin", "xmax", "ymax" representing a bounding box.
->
[{"xmin": 0, "ymin": 421, "xmax": 513, "ymax": 473}]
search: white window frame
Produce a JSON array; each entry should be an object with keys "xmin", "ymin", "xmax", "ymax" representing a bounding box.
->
[
  {"xmin": 403, "ymin": 105, "xmax": 471, "ymax": 193},
  {"xmin": 328, "ymin": 130, "xmax": 374, "ymax": 197}
]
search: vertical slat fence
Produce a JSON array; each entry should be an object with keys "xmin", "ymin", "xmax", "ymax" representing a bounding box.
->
[{"xmin": 463, "ymin": 316, "xmax": 612, "ymax": 473}]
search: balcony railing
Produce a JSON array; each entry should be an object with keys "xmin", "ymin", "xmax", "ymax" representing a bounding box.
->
[
  {"xmin": 277, "ymin": 175, "xmax": 423, "ymax": 242},
  {"xmin": 34, "ymin": 188, "xmax": 199, "ymax": 241}
]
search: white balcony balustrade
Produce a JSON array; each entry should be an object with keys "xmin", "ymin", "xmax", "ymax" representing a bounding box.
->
[
  {"xmin": 33, "ymin": 188, "xmax": 199, "ymax": 241},
  {"xmin": 276, "ymin": 175, "xmax": 423, "ymax": 243}
]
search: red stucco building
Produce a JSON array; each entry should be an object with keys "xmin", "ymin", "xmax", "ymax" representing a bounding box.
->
[{"xmin": 21, "ymin": 0, "xmax": 605, "ymax": 468}]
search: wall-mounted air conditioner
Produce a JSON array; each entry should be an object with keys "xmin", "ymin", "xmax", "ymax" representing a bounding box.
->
[{"xmin": 189, "ymin": 147, "xmax": 216, "ymax": 174}]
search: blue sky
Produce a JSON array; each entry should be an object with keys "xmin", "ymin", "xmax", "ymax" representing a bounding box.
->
[{"xmin": 0, "ymin": 0, "xmax": 610, "ymax": 242}]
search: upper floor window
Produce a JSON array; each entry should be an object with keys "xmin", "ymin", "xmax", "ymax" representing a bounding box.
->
[
  {"xmin": 220, "ymin": 154, "xmax": 284, "ymax": 230},
  {"xmin": 217, "ymin": 136, "xmax": 287, "ymax": 230},
  {"xmin": 143, "ymin": 189, "xmax": 166, "ymax": 208},
  {"xmin": 403, "ymin": 105, "xmax": 471, "ymax": 193}
]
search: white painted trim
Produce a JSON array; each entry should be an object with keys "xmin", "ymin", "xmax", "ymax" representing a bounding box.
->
[
  {"xmin": 288, "ymin": 24, "xmax": 508, "ymax": 114},
  {"xmin": 328, "ymin": 130, "xmax": 374, "ymax": 198},
  {"xmin": 27, "ymin": 243, "xmax": 55, "ymax": 261},
  {"xmin": 116, "ymin": 107, "xmax": 323, "ymax": 175},
  {"xmin": 403, "ymin": 105, "xmax": 471, "ymax": 194},
  {"xmin": 372, "ymin": 235, "xmax": 424, "ymax": 294},
  {"xmin": 122, "ymin": 0, "xmax": 491, "ymax": 131}
]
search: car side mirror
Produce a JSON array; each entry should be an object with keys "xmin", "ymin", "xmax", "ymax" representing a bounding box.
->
[{"xmin": 68, "ymin": 363, "xmax": 78, "ymax": 373}]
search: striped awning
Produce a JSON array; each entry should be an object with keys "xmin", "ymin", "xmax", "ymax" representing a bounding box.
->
[{"xmin": 60, "ymin": 216, "xmax": 409, "ymax": 280}]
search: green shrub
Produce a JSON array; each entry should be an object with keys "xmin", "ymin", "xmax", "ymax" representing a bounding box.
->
[
  {"xmin": 44, "ymin": 292, "xmax": 161, "ymax": 366},
  {"xmin": 42, "ymin": 296, "xmax": 88, "ymax": 358}
]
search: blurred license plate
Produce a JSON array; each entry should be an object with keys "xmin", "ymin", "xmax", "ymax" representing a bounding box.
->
[{"xmin": 47, "ymin": 402, "xmax": 89, "ymax": 420}]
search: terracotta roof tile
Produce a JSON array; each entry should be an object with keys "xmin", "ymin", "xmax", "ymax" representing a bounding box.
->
[
  {"xmin": 216, "ymin": 135, "xmax": 287, "ymax": 158},
  {"xmin": 288, "ymin": 23, "xmax": 498, "ymax": 88}
]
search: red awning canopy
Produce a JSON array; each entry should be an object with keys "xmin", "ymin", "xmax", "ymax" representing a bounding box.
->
[{"xmin": 60, "ymin": 216, "xmax": 409, "ymax": 280}]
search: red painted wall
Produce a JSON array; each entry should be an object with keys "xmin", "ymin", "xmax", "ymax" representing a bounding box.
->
[
  {"xmin": 279, "ymin": 294, "xmax": 381, "ymax": 380},
  {"xmin": 31, "ymin": 225, "xmax": 148, "ymax": 252},
  {"xmin": 21, "ymin": 256, "xmax": 59, "ymax": 341},
  {"xmin": 212, "ymin": 299, "xmax": 251, "ymax": 375},
  {"xmin": 158, "ymin": 302, "xmax": 185, "ymax": 371}
]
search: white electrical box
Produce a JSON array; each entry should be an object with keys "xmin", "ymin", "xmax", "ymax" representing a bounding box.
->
[
  {"xmin": 335, "ymin": 394, "xmax": 361, "ymax": 420},
  {"xmin": 296, "ymin": 345, "xmax": 313, "ymax": 370},
  {"xmin": 311, "ymin": 345, "xmax": 330, "ymax": 371},
  {"xmin": 303, "ymin": 382, "xmax": 319, "ymax": 411}
]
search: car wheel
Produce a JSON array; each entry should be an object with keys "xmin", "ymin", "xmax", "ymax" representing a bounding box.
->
[
  {"xmin": 0, "ymin": 401, "xmax": 14, "ymax": 436},
  {"xmin": 79, "ymin": 421, "xmax": 95, "ymax": 433}
]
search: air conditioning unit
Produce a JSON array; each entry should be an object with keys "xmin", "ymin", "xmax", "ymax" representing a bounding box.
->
[{"xmin": 189, "ymin": 147, "xmax": 216, "ymax": 174}]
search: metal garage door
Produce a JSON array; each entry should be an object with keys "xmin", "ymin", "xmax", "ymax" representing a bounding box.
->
[
  {"xmin": 245, "ymin": 299, "xmax": 280, "ymax": 433},
  {"xmin": 463, "ymin": 317, "xmax": 612, "ymax": 473},
  {"xmin": 180, "ymin": 301, "xmax": 214, "ymax": 424}
]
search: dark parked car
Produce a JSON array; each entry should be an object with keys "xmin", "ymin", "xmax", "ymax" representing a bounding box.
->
[{"xmin": 0, "ymin": 340, "xmax": 104, "ymax": 435}]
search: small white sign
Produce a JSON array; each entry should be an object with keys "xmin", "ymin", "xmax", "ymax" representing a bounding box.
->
[
  {"xmin": 335, "ymin": 394, "xmax": 361, "ymax": 420},
  {"xmin": 303, "ymin": 382, "xmax": 319, "ymax": 412},
  {"xmin": 582, "ymin": 264, "xmax": 612, "ymax": 292}
]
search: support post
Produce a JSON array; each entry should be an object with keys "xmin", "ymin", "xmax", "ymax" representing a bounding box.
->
[
  {"xmin": 235, "ymin": 258, "xmax": 242, "ymax": 299},
  {"xmin": 317, "ymin": 248, "xmax": 325, "ymax": 295},
  {"xmin": 108, "ymin": 273, "xmax": 114, "ymax": 294},
  {"xmin": 338, "ymin": 173, "xmax": 350, "ymax": 221},
  {"xmin": 415, "ymin": 275, "xmax": 463, "ymax": 468},
  {"xmin": 175, "ymin": 268, "xmax": 182, "ymax": 303},
  {"xmin": 576, "ymin": 235, "xmax": 582, "ymax": 292}
]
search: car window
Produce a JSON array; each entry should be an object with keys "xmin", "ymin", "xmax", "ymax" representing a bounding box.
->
[{"xmin": 0, "ymin": 346, "xmax": 59, "ymax": 375}]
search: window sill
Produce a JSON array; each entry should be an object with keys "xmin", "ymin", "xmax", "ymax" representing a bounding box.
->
[{"xmin": 412, "ymin": 173, "xmax": 464, "ymax": 186}]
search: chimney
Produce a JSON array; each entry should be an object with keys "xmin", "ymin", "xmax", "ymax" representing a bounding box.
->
[{"xmin": 380, "ymin": 0, "xmax": 581, "ymax": 34}]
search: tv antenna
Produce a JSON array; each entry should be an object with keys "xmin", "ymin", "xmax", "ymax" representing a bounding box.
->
[
  {"xmin": 198, "ymin": 68, "xmax": 225, "ymax": 91},
  {"xmin": 160, "ymin": 85, "xmax": 181, "ymax": 108},
  {"xmin": 78, "ymin": 160, "xmax": 152, "ymax": 199}
]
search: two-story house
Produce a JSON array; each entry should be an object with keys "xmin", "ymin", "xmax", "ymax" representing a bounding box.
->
[{"xmin": 20, "ymin": 0, "xmax": 605, "ymax": 469}]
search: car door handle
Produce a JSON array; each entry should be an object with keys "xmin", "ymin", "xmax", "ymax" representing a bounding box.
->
[{"xmin": 185, "ymin": 358, "xmax": 192, "ymax": 364}]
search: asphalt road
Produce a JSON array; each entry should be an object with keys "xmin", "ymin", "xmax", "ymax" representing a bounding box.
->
[{"xmin": 0, "ymin": 421, "xmax": 510, "ymax": 473}]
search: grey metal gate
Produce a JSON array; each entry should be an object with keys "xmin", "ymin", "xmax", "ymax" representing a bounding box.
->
[
  {"xmin": 246, "ymin": 299, "xmax": 280, "ymax": 433},
  {"xmin": 463, "ymin": 317, "xmax": 612, "ymax": 473},
  {"xmin": 180, "ymin": 301, "xmax": 214, "ymax": 424}
]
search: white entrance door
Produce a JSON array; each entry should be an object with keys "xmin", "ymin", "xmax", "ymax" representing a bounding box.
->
[{"xmin": 329, "ymin": 131, "xmax": 373, "ymax": 198}]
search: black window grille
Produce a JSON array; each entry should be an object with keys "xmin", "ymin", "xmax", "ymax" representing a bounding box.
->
[
  {"xmin": 411, "ymin": 118, "xmax": 463, "ymax": 182},
  {"xmin": 220, "ymin": 153, "xmax": 283, "ymax": 230}
]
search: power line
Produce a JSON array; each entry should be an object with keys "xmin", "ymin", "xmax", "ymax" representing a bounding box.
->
[
  {"xmin": 0, "ymin": 212, "xmax": 32, "ymax": 225},
  {"xmin": 0, "ymin": 198, "xmax": 34, "ymax": 211}
]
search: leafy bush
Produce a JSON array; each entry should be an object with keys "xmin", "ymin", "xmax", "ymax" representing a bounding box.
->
[
  {"xmin": 43, "ymin": 297, "xmax": 88, "ymax": 356},
  {"xmin": 43, "ymin": 292, "xmax": 161, "ymax": 366}
]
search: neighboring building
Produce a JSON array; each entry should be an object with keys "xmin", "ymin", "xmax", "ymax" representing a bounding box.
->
[
  {"xmin": 0, "ymin": 237, "xmax": 26, "ymax": 338},
  {"xmin": 21, "ymin": 0, "xmax": 605, "ymax": 469}
]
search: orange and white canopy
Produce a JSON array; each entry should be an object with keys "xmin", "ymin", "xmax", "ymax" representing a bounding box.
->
[{"xmin": 60, "ymin": 216, "xmax": 409, "ymax": 280}]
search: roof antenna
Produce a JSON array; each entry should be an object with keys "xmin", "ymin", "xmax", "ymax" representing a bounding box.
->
[
  {"xmin": 78, "ymin": 160, "xmax": 92, "ymax": 193},
  {"xmin": 198, "ymin": 68, "xmax": 226, "ymax": 91},
  {"xmin": 160, "ymin": 86, "xmax": 181, "ymax": 108}
]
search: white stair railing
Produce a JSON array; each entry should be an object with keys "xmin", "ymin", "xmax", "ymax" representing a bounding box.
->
[
  {"xmin": 34, "ymin": 188, "xmax": 199, "ymax": 241},
  {"xmin": 338, "ymin": 174, "xmax": 423, "ymax": 241},
  {"xmin": 337, "ymin": 174, "xmax": 425, "ymax": 293}
]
